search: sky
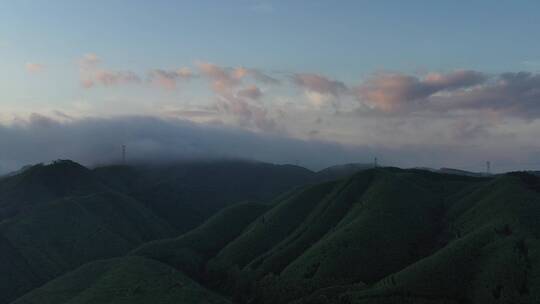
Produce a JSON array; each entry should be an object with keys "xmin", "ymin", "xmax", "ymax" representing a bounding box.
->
[{"xmin": 1, "ymin": 0, "xmax": 540, "ymax": 173}]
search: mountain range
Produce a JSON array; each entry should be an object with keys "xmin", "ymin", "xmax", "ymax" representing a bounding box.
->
[{"xmin": 1, "ymin": 160, "xmax": 539, "ymax": 303}]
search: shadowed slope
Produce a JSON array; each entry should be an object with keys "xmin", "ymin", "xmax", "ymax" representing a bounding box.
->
[
  {"xmin": 0, "ymin": 191, "xmax": 174, "ymax": 304},
  {"xmin": 0, "ymin": 160, "xmax": 106, "ymax": 219},
  {"xmin": 343, "ymin": 174, "xmax": 540, "ymax": 304},
  {"xmin": 131, "ymin": 202, "xmax": 269, "ymax": 279},
  {"xmin": 12, "ymin": 256, "xmax": 230, "ymax": 304}
]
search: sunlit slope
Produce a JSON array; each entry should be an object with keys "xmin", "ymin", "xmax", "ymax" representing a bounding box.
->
[
  {"xmin": 12, "ymin": 256, "xmax": 230, "ymax": 304},
  {"xmin": 343, "ymin": 173, "xmax": 540, "ymax": 304},
  {"xmin": 131, "ymin": 202, "xmax": 269, "ymax": 279}
]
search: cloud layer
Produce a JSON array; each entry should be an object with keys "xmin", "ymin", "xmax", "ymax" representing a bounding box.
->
[
  {"xmin": 0, "ymin": 115, "xmax": 369, "ymax": 174},
  {"xmin": 11, "ymin": 54, "xmax": 540, "ymax": 173}
]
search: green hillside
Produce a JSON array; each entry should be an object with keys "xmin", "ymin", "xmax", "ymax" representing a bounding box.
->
[
  {"xmin": 93, "ymin": 161, "xmax": 315, "ymax": 232},
  {"xmin": 131, "ymin": 202, "xmax": 269, "ymax": 279},
  {"xmin": 7, "ymin": 164, "xmax": 540, "ymax": 304},
  {"xmin": 0, "ymin": 160, "xmax": 106, "ymax": 219},
  {"xmin": 0, "ymin": 190, "xmax": 174, "ymax": 304},
  {"xmin": 343, "ymin": 173, "xmax": 540, "ymax": 304},
  {"xmin": 205, "ymin": 168, "xmax": 489, "ymax": 303},
  {"xmin": 0, "ymin": 159, "xmax": 329, "ymax": 304},
  {"xmin": 12, "ymin": 256, "xmax": 230, "ymax": 304}
]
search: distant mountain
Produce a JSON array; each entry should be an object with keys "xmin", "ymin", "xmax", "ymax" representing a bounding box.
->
[
  {"xmin": 437, "ymin": 167, "xmax": 487, "ymax": 177},
  {"xmin": 413, "ymin": 166, "xmax": 486, "ymax": 177},
  {"xmin": 313, "ymin": 163, "xmax": 374, "ymax": 182}
]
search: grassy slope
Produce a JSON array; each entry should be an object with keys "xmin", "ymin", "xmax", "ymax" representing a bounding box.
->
[
  {"xmin": 131, "ymin": 202, "xmax": 269, "ymax": 279},
  {"xmin": 205, "ymin": 169, "xmax": 489, "ymax": 303},
  {"xmin": 0, "ymin": 161, "xmax": 106, "ymax": 219},
  {"xmin": 12, "ymin": 256, "xmax": 230, "ymax": 304},
  {"xmin": 0, "ymin": 160, "xmax": 322, "ymax": 304},
  {"xmin": 93, "ymin": 161, "xmax": 316, "ymax": 233},
  {"xmin": 11, "ymin": 166, "xmax": 540, "ymax": 304},
  {"xmin": 12, "ymin": 201, "xmax": 271, "ymax": 304},
  {"xmin": 343, "ymin": 174, "xmax": 540, "ymax": 304},
  {"xmin": 0, "ymin": 191, "xmax": 174, "ymax": 304},
  {"xmin": 208, "ymin": 181, "xmax": 340, "ymax": 274}
]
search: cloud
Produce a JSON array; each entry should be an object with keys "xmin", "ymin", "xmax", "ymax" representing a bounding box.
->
[
  {"xmin": 25, "ymin": 62, "xmax": 45, "ymax": 74},
  {"xmin": 356, "ymin": 70, "xmax": 486, "ymax": 112},
  {"xmin": 433, "ymin": 72, "xmax": 540, "ymax": 118},
  {"xmin": 248, "ymin": 69, "xmax": 280, "ymax": 84},
  {"xmin": 197, "ymin": 62, "xmax": 279, "ymax": 89},
  {"xmin": 197, "ymin": 61, "xmax": 277, "ymax": 131},
  {"xmin": 80, "ymin": 53, "xmax": 101, "ymax": 67},
  {"xmin": 196, "ymin": 62, "xmax": 243, "ymax": 90},
  {"xmin": 293, "ymin": 73, "xmax": 348, "ymax": 96},
  {"xmin": 1, "ymin": 113, "xmax": 539, "ymax": 174},
  {"xmin": 93, "ymin": 70, "xmax": 141, "ymax": 87},
  {"xmin": 79, "ymin": 54, "xmax": 141, "ymax": 88},
  {"xmin": 237, "ymin": 85, "xmax": 262, "ymax": 100},
  {"xmin": 148, "ymin": 68, "xmax": 194, "ymax": 89},
  {"xmin": 354, "ymin": 70, "xmax": 540, "ymax": 118},
  {"xmin": 0, "ymin": 115, "xmax": 368, "ymax": 174},
  {"xmin": 292, "ymin": 73, "xmax": 348, "ymax": 108}
]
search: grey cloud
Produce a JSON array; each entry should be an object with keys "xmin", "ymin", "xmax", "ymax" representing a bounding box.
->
[
  {"xmin": 1, "ymin": 115, "xmax": 538, "ymax": 175},
  {"xmin": 356, "ymin": 70, "xmax": 487, "ymax": 112},
  {"xmin": 248, "ymin": 69, "xmax": 280, "ymax": 84},
  {"xmin": 293, "ymin": 73, "xmax": 348, "ymax": 96},
  {"xmin": 237, "ymin": 85, "xmax": 262, "ymax": 100},
  {"xmin": 434, "ymin": 72, "xmax": 540, "ymax": 118},
  {"xmin": 0, "ymin": 115, "xmax": 371, "ymax": 174}
]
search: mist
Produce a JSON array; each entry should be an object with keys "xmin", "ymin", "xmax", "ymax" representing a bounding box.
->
[
  {"xmin": 1, "ymin": 114, "xmax": 537, "ymax": 175},
  {"xmin": 0, "ymin": 115, "xmax": 370, "ymax": 174}
]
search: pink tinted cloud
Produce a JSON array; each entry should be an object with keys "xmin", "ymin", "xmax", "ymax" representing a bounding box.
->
[
  {"xmin": 197, "ymin": 62, "xmax": 243, "ymax": 90},
  {"xmin": 25, "ymin": 62, "xmax": 45, "ymax": 74},
  {"xmin": 149, "ymin": 68, "xmax": 194, "ymax": 90},
  {"xmin": 79, "ymin": 54, "xmax": 141, "ymax": 88},
  {"xmin": 80, "ymin": 53, "xmax": 101, "ymax": 67},
  {"xmin": 356, "ymin": 70, "xmax": 487, "ymax": 112},
  {"xmin": 197, "ymin": 61, "xmax": 277, "ymax": 131}
]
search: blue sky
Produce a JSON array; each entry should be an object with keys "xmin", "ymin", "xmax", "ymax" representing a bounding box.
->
[{"xmin": 1, "ymin": 1, "xmax": 540, "ymax": 172}]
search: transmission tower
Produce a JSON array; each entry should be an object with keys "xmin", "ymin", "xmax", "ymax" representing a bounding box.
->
[
  {"xmin": 122, "ymin": 145, "xmax": 126, "ymax": 164},
  {"xmin": 486, "ymin": 161, "xmax": 491, "ymax": 175}
]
